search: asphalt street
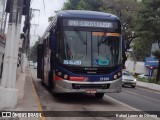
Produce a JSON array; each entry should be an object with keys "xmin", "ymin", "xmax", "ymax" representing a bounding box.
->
[
  {"xmin": 107, "ymin": 86, "xmax": 160, "ymax": 111},
  {"xmin": 30, "ymin": 68, "xmax": 160, "ymax": 120}
]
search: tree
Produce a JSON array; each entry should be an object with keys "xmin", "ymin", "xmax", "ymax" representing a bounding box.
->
[
  {"xmin": 29, "ymin": 38, "xmax": 40, "ymax": 62},
  {"xmin": 135, "ymin": 0, "xmax": 160, "ymax": 80},
  {"xmin": 152, "ymin": 50, "xmax": 160, "ymax": 82},
  {"xmin": 63, "ymin": 0, "xmax": 103, "ymax": 11},
  {"xmin": 63, "ymin": 0, "xmax": 80, "ymax": 10},
  {"xmin": 138, "ymin": 0, "xmax": 160, "ymax": 45},
  {"xmin": 132, "ymin": 38, "xmax": 151, "ymax": 61}
]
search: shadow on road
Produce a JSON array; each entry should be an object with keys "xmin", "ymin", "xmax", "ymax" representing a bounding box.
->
[{"xmin": 35, "ymin": 79, "xmax": 115, "ymax": 106}]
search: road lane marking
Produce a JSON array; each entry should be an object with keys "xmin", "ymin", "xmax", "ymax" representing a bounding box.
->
[
  {"xmin": 105, "ymin": 95, "xmax": 160, "ymax": 120},
  {"xmin": 123, "ymin": 89, "xmax": 160, "ymax": 103},
  {"xmin": 104, "ymin": 94, "xmax": 141, "ymax": 111},
  {"xmin": 30, "ymin": 73, "xmax": 46, "ymax": 120}
]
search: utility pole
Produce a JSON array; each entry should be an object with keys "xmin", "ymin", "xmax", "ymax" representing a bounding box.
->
[
  {"xmin": 0, "ymin": 0, "xmax": 23, "ymax": 109},
  {"xmin": 21, "ymin": 0, "xmax": 31, "ymax": 73}
]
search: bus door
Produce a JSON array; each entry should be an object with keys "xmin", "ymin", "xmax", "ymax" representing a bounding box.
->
[
  {"xmin": 43, "ymin": 39, "xmax": 51, "ymax": 85},
  {"xmin": 37, "ymin": 44, "xmax": 44, "ymax": 79}
]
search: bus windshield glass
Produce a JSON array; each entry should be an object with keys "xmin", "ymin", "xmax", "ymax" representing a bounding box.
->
[{"xmin": 58, "ymin": 30, "xmax": 122, "ymax": 67}]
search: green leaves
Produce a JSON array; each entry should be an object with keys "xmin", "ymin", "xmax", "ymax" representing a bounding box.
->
[
  {"xmin": 29, "ymin": 39, "xmax": 40, "ymax": 62},
  {"xmin": 63, "ymin": 0, "xmax": 103, "ymax": 11},
  {"xmin": 139, "ymin": 0, "xmax": 160, "ymax": 39},
  {"xmin": 152, "ymin": 50, "xmax": 160, "ymax": 60}
]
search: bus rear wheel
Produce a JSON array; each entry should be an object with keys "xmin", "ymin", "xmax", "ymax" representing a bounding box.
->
[{"xmin": 95, "ymin": 93, "xmax": 104, "ymax": 99}]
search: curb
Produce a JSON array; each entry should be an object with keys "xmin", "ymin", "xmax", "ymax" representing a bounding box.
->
[{"xmin": 137, "ymin": 81, "xmax": 160, "ymax": 92}]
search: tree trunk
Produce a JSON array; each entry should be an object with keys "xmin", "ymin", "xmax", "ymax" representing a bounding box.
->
[
  {"xmin": 122, "ymin": 51, "xmax": 127, "ymax": 69},
  {"xmin": 156, "ymin": 60, "xmax": 160, "ymax": 82}
]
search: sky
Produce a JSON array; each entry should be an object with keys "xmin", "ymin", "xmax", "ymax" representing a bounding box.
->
[{"xmin": 30, "ymin": 0, "xmax": 67, "ymax": 46}]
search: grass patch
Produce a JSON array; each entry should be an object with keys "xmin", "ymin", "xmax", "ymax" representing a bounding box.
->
[
  {"xmin": 137, "ymin": 77, "xmax": 160, "ymax": 85},
  {"xmin": 137, "ymin": 77, "xmax": 149, "ymax": 83}
]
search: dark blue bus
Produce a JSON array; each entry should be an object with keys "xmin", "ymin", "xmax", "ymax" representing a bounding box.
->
[{"xmin": 37, "ymin": 10, "xmax": 122, "ymax": 98}]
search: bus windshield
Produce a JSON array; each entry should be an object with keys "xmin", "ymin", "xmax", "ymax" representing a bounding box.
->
[{"xmin": 58, "ymin": 30, "xmax": 122, "ymax": 67}]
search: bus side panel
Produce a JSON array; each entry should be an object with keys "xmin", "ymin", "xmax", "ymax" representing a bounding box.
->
[{"xmin": 37, "ymin": 44, "xmax": 44, "ymax": 79}]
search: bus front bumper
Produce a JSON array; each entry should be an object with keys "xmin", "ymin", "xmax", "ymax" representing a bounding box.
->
[{"xmin": 52, "ymin": 78, "xmax": 122, "ymax": 93}]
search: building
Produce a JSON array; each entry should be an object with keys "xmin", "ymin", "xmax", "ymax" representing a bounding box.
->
[{"xmin": 0, "ymin": 0, "xmax": 5, "ymax": 78}]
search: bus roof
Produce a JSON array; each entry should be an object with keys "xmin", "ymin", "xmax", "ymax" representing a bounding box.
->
[
  {"xmin": 56, "ymin": 10, "xmax": 119, "ymax": 21},
  {"xmin": 40, "ymin": 10, "xmax": 120, "ymax": 42}
]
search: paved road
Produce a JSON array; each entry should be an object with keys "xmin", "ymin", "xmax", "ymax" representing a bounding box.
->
[
  {"xmin": 107, "ymin": 86, "xmax": 160, "ymax": 112},
  {"xmin": 30, "ymin": 68, "xmax": 159, "ymax": 120}
]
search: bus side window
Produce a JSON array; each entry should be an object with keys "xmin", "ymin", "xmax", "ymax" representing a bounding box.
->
[{"xmin": 49, "ymin": 30, "xmax": 55, "ymax": 50}]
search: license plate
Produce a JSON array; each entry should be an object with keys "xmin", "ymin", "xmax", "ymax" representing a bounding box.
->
[{"xmin": 86, "ymin": 90, "xmax": 97, "ymax": 94}]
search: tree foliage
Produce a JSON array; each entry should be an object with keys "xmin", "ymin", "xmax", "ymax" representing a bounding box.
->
[
  {"xmin": 29, "ymin": 38, "xmax": 40, "ymax": 62},
  {"xmin": 153, "ymin": 50, "xmax": 160, "ymax": 60},
  {"xmin": 132, "ymin": 0, "xmax": 160, "ymax": 61},
  {"xmin": 139, "ymin": 0, "xmax": 160, "ymax": 42},
  {"xmin": 152, "ymin": 50, "xmax": 160, "ymax": 81},
  {"xmin": 63, "ymin": 0, "xmax": 103, "ymax": 11},
  {"xmin": 132, "ymin": 38, "xmax": 151, "ymax": 61}
]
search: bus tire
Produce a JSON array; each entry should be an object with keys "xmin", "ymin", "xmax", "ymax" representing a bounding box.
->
[
  {"xmin": 53, "ymin": 93, "xmax": 61, "ymax": 97},
  {"xmin": 131, "ymin": 85, "xmax": 136, "ymax": 88},
  {"xmin": 95, "ymin": 93, "xmax": 104, "ymax": 99}
]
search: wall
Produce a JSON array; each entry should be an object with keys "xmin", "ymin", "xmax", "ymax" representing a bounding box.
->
[
  {"xmin": 125, "ymin": 60, "xmax": 149, "ymax": 74},
  {"xmin": 0, "ymin": 0, "xmax": 5, "ymax": 31}
]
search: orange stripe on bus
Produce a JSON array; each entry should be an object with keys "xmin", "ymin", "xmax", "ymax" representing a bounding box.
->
[
  {"xmin": 92, "ymin": 32, "xmax": 120, "ymax": 37},
  {"xmin": 106, "ymin": 33, "xmax": 120, "ymax": 36},
  {"xmin": 92, "ymin": 32, "xmax": 105, "ymax": 36}
]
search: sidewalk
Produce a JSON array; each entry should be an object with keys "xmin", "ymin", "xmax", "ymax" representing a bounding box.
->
[
  {"xmin": 137, "ymin": 81, "xmax": 160, "ymax": 92},
  {"xmin": 16, "ymin": 68, "xmax": 39, "ymax": 111},
  {"xmin": 15, "ymin": 68, "xmax": 41, "ymax": 120}
]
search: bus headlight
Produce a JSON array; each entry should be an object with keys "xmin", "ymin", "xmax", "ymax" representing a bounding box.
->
[
  {"xmin": 55, "ymin": 69, "xmax": 69, "ymax": 80},
  {"xmin": 64, "ymin": 74, "xmax": 69, "ymax": 79},
  {"xmin": 58, "ymin": 72, "xmax": 62, "ymax": 76},
  {"xmin": 114, "ymin": 75, "xmax": 118, "ymax": 79},
  {"xmin": 118, "ymin": 72, "xmax": 121, "ymax": 76}
]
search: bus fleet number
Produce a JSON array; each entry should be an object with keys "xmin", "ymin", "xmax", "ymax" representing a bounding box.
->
[{"xmin": 100, "ymin": 77, "xmax": 109, "ymax": 81}]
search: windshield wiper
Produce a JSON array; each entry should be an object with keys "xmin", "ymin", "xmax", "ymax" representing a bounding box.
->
[
  {"xmin": 74, "ymin": 28, "xmax": 88, "ymax": 54},
  {"xmin": 98, "ymin": 32, "xmax": 107, "ymax": 46}
]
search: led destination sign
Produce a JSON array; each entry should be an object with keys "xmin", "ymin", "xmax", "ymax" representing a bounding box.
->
[{"xmin": 67, "ymin": 20, "xmax": 113, "ymax": 28}]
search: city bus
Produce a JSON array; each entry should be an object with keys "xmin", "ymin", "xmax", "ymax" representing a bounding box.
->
[{"xmin": 37, "ymin": 10, "xmax": 123, "ymax": 98}]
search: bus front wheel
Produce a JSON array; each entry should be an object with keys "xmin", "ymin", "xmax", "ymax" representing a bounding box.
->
[{"xmin": 95, "ymin": 93, "xmax": 104, "ymax": 99}]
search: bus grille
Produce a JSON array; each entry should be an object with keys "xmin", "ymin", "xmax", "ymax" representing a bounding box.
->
[
  {"xmin": 69, "ymin": 68, "xmax": 111, "ymax": 75},
  {"xmin": 62, "ymin": 65, "xmax": 122, "ymax": 75},
  {"xmin": 72, "ymin": 83, "xmax": 110, "ymax": 89}
]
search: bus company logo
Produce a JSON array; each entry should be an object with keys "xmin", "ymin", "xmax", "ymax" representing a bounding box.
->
[
  {"xmin": 2, "ymin": 112, "xmax": 11, "ymax": 117},
  {"xmin": 83, "ymin": 77, "xmax": 89, "ymax": 81}
]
